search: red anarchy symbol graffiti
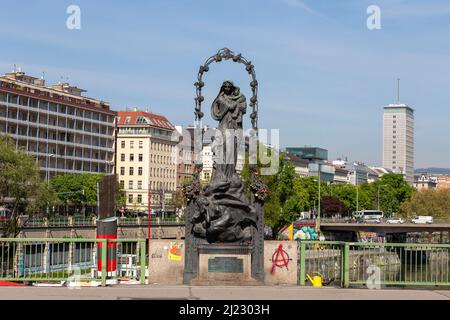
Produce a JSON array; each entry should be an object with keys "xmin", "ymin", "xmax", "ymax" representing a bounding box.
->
[{"xmin": 271, "ymin": 244, "xmax": 292, "ymax": 274}]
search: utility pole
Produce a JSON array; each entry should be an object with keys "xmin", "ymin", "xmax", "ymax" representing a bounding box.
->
[
  {"xmin": 147, "ymin": 181, "xmax": 151, "ymax": 282},
  {"xmin": 356, "ymin": 170, "xmax": 359, "ymax": 213},
  {"xmin": 317, "ymin": 163, "xmax": 321, "ymax": 231},
  {"xmin": 377, "ymin": 184, "xmax": 388, "ymax": 212}
]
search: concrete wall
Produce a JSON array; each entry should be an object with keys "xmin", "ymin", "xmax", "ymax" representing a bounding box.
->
[
  {"xmin": 264, "ymin": 241, "xmax": 298, "ymax": 285},
  {"xmin": 148, "ymin": 240, "xmax": 185, "ymax": 285},
  {"xmin": 146, "ymin": 240, "xmax": 299, "ymax": 286}
]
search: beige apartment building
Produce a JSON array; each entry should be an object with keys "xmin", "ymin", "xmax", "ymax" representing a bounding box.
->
[
  {"xmin": 437, "ymin": 175, "xmax": 450, "ymax": 190},
  {"xmin": 116, "ymin": 109, "xmax": 178, "ymax": 212},
  {"xmin": 383, "ymin": 103, "xmax": 415, "ymax": 185},
  {"xmin": 0, "ymin": 70, "xmax": 116, "ymax": 180}
]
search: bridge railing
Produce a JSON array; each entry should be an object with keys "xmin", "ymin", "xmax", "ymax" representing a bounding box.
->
[
  {"xmin": 299, "ymin": 241, "xmax": 450, "ymax": 288},
  {"xmin": 19, "ymin": 216, "xmax": 184, "ymax": 228},
  {"xmin": 0, "ymin": 238, "xmax": 147, "ymax": 287}
]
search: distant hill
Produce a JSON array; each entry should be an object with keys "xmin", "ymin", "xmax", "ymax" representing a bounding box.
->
[{"xmin": 415, "ymin": 168, "xmax": 450, "ymax": 175}]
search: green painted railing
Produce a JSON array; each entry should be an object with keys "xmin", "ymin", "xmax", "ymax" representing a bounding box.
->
[
  {"xmin": 20, "ymin": 217, "xmax": 184, "ymax": 228},
  {"xmin": 299, "ymin": 241, "xmax": 450, "ymax": 288},
  {"xmin": 0, "ymin": 238, "xmax": 147, "ymax": 286}
]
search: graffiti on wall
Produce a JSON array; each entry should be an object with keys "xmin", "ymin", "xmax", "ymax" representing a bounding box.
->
[
  {"xmin": 168, "ymin": 241, "xmax": 184, "ymax": 261},
  {"xmin": 270, "ymin": 244, "xmax": 292, "ymax": 275}
]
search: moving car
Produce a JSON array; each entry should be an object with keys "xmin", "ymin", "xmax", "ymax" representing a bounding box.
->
[
  {"xmin": 411, "ymin": 216, "xmax": 433, "ymax": 224},
  {"xmin": 364, "ymin": 217, "xmax": 381, "ymax": 224},
  {"xmin": 387, "ymin": 218, "xmax": 405, "ymax": 224}
]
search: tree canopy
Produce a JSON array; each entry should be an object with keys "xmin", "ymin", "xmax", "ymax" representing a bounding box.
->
[
  {"xmin": 400, "ymin": 189, "xmax": 450, "ymax": 219},
  {"xmin": 0, "ymin": 134, "xmax": 52, "ymax": 237}
]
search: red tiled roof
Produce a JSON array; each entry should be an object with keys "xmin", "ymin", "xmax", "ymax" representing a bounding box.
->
[{"xmin": 117, "ymin": 110, "xmax": 175, "ymax": 130}]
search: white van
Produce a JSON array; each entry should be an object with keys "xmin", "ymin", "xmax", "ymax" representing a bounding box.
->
[{"xmin": 411, "ymin": 216, "xmax": 434, "ymax": 224}]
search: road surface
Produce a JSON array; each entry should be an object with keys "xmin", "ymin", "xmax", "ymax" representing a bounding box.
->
[{"xmin": 0, "ymin": 285, "xmax": 449, "ymax": 300}]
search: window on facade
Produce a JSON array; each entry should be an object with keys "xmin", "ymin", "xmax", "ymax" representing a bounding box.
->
[
  {"xmin": 137, "ymin": 194, "xmax": 142, "ymax": 203},
  {"xmin": 121, "ymin": 154, "xmax": 125, "ymax": 161},
  {"xmin": 129, "ymin": 181, "xmax": 133, "ymax": 189},
  {"xmin": 130, "ymin": 154, "xmax": 134, "ymax": 161},
  {"xmin": 128, "ymin": 194, "xmax": 133, "ymax": 203},
  {"xmin": 129, "ymin": 167, "xmax": 134, "ymax": 175},
  {"xmin": 139, "ymin": 141, "xmax": 143, "ymax": 149},
  {"xmin": 120, "ymin": 167, "xmax": 125, "ymax": 175},
  {"xmin": 137, "ymin": 181, "xmax": 142, "ymax": 189},
  {"xmin": 130, "ymin": 141, "xmax": 134, "ymax": 149},
  {"xmin": 120, "ymin": 180, "xmax": 124, "ymax": 188},
  {"xmin": 121, "ymin": 141, "xmax": 125, "ymax": 148},
  {"xmin": 138, "ymin": 167, "xmax": 143, "ymax": 175},
  {"xmin": 136, "ymin": 116, "xmax": 149, "ymax": 124},
  {"xmin": 139, "ymin": 154, "xmax": 143, "ymax": 161}
]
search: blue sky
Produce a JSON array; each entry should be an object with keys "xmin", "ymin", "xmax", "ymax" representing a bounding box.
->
[{"xmin": 1, "ymin": 0, "xmax": 450, "ymax": 168}]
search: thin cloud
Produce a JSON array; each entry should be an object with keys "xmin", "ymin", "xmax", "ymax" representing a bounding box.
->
[{"xmin": 280, "ymin": 0, "xmax": 324, "ymax": 17}]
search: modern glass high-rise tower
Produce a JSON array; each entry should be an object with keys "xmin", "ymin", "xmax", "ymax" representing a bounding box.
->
[{"xmin": 383, "ymin": 103, "xmax": 415, "ymax": 185}]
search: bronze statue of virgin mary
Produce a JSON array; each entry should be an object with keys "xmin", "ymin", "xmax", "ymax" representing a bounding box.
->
[{"xmin": 210, "ymin": 80, "xmax": 246, "ymax": 181}]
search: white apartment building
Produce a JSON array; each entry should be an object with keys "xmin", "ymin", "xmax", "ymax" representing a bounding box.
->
[
  {"xmin": 116, "ymin": 109, "xmax": 178, "ymax": 212},
  {"xmin": 383, "ymin": 103, "xmax": 415, "ymax": 185},
  {"xmin": 0, "ymin": 70, "xmax": 116, "ymax": 180}
]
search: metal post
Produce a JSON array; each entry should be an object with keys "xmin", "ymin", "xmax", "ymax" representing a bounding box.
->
[
  {"xmin": 140, "ymin": 239, "xmax": 146, "ymax": 284},
  {"xmin": 377, "ymin": 186, "xmax": 380, "ymax": 211},
  {"xmin": 299, "ymin": 241, "xmax": 306, "ymax": 286},
  {"xmin": 101, "ymin": 239, "xmax": 107, "ymax": 287},
  {"xmin": 317, "ymin": 164, "xmax": 321, "ymax": 231},
  {"xmin": 356, "ymin": 171, "xmax": 359, "ymax": 213},
  {"xmin": 147, "ymin": 182, "xmax": 151, "ymax": 281},
  {"xmin": 342, "ymin": 243, "xmax": 350, "ymax": 288}
]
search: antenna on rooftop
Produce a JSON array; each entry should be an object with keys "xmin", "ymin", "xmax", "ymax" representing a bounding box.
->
[{"xmin": 13, "ymin": 64, "xmax": 16, "ymax": 73}]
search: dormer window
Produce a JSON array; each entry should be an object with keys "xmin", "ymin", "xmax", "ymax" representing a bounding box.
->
[
  {"xmin": 125, "ymin": 116, "xmax": 131, "ymax": 124},
  {"xmin": 136, "ymin": 116, "xmax": 149, "ymax": 124}
]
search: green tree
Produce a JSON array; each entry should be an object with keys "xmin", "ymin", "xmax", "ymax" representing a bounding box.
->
[
  {"xmin": 400, "ymin": 189, "xmax": 450, "ymax": 219},
  {"xmin": 50, "ymin": 173, "xmax": 104, "ymax": 215},
  {"xmin": 324, "ymin": 183, "xmax": 370, "ymax": 213},
  {"xmin": 360, "ymin": 174, "xmax": 415, "ymax": 216},
  {"xmin": 0, "ymin": 134, "xmax": 52, "ymax": 237}
]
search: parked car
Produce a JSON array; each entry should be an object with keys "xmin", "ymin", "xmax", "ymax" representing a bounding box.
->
[
  {"xmin": 387, "ymin": 218, "xmax": 405, "ymax": 224},
  {"xmin": 411, "ymin": 216, "xmax": 434, "ymax": 224},
  {"xmin": 364, "ymin": 217, "xmax": 381, "ymax": 224}
]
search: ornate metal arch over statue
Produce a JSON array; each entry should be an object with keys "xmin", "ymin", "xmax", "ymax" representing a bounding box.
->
[{"xmin": 183, "ymin": 48, "xmax": 267, "ymax": 285}]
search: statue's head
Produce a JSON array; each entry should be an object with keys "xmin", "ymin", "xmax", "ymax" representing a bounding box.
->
[{"xmin": 221, "ymin": 80, "xmax": 235, "ymax": 95}]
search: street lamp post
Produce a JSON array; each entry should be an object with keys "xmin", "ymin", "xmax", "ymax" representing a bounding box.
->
[
  {"xmin": 377, "ymin": 184, "xmax": 388, "ymax": 211},
  {"xmin": 46, "ymin": 154, "xmax": 56, "ymax": 184},
  {"xmin": 147, "ymin": 181, "xmax": 151, "ymax": 279},
  {"xmin": 355, "ymin": 170, "xmax": 359, "ymax": 213},
  {"xmin": 46, "ymin": 154, "xmax": 56, "ymax": 215},
  {"xmin": 317, "ymin": 163, "xmax": 321, "ymax": 231}
]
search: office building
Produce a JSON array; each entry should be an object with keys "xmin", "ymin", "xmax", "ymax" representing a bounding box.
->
[
  {"xmin": 383, "ymin": 92, "xmax": 414, "ymax": 185},
  {"xmin": 0, "ymin": 70, "xmax": 116, "ymax": 180}
]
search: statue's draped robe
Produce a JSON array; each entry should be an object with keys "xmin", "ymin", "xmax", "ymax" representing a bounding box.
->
[
  {"xmin": 210, "ymin": 90, "xmax": 246, "ymax": 180},
  {"xmin": 190, "ymin": 85, "xmax": 257, "ymax": 243}
]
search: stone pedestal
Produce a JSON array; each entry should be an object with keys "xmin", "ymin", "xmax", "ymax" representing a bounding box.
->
[{"xmin": 190, "ymin": 244, "xmax": 261, "ymax": 286}]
